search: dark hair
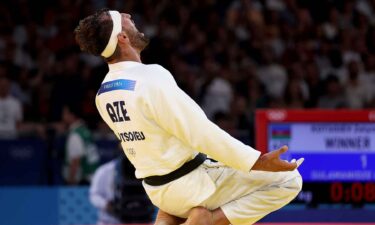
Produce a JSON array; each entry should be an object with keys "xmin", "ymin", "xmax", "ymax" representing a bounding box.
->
[{"xmin": 74, "ymin": 8, "xmax": 113, "ymax": 57}]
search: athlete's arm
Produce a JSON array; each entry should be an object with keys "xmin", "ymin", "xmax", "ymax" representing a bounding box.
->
[{"xmin": 142, "ymin": 67, "xmax": 260, "ymax": 172}]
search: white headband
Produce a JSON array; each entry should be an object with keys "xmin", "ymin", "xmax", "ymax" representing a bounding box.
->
[{"xmin": 101, "ymin": 10, "xmax": 122, "ymax": 58}]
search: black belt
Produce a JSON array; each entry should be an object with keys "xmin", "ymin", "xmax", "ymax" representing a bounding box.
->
[{"xmin": 144, "ymin": 153, "xmax": 207, "ymax": 186}]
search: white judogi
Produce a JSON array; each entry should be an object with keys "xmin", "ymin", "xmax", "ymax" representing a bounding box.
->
[{"xmin": 95, "ymin": 61, "xmax": 302, "ymax": 225}]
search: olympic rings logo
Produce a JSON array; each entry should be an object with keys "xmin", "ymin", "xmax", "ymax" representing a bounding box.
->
[{"xmin": 266, "ymin": 110, "xmax": 286, "ymax": 121}]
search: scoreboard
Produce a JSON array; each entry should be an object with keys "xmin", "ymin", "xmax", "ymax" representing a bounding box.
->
[
  {"xmin": 255, "ymin": 110, "xmax": 375, "ymax": 205},
  {"xmin": 268, "ymin": 122, "xmax": 375, "ymax": 181}
]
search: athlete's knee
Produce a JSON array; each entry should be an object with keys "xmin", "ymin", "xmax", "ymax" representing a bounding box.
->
[
  {"xmin": 283, "ymin": 174, "xmax": 303, "ymax": 198},
  {"xmin": 274, "ymin": 170, "xmax": 303, "ymax": 203},
  {"xmin": 287, "ymin": 169, "xmax": 303, "ymax": 189},
  {"xmin": 296, "ymin": 175, "xmax": 303, "ymax": 191}
]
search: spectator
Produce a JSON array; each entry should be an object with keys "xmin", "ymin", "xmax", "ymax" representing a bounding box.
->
[
  {"xmin": 62, "ymin": 103, "xmax": 99, "ymax": 185},
  {"xmin": 359, "ymin": 54, "xmax": 375, "ymax": 103},
  {"xmin": 90, "ymin": 156, "xmax": 155, "ymax": 224},
  {"xmin": 0, "ymin": 75, "xmax": 22, "ymax": 138},
  {"xmin": 321, "ymin": 48, "xmax": 348, "ymax": 84},
  {"xmin": 345, "ymin": 60, "xmax": 371, "ymax": 108},
  {"xmin": 318, "ymin": 74, "xmax": 347, "ymax": 109},
  {"xmin": 284, "ymin": 79, "xmax": 306, "ymax": 109},
  {"xmin": 212, "ymin": 111, "xmax": 236, "ymax": 136},
  {"xmin": 230, "ymin": 95, "xmax": 254, "ymax": 145},
  {"xmin": 256, "ymin": 46, "xmax": 288, "ymax": 99},
  {"xmin": 305, "ymin": 61, "xmax": 324, "ymax": 108},
  {"xmin": 90, "ymin": 157, "xmax": 122, "ymax": 225},
  {"xmin": 196, "ymin": 58, "xmax": 233, "ymax": 120},
  {"xmin": 0, "ymin": 0, "xmax": 374, "ymax": 146}
]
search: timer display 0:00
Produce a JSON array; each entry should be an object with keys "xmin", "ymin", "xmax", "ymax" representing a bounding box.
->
[{"xmin": 331, "ymin": 182, "xmax": 375, "ymax": 202}]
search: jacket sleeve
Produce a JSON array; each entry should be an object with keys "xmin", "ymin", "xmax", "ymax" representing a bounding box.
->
[{"xmin": 142, "ymin": 66, "xmax": 260, "ymax": 172}]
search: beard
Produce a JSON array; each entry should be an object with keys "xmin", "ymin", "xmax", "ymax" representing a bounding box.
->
[{"xmin": 125, "ymin": 27, "xmax": 150, "ymax": 51}]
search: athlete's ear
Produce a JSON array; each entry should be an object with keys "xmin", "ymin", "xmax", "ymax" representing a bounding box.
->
[{"xmin": 117, "ymin": 31, "xmax": 128, "ymax": 44}]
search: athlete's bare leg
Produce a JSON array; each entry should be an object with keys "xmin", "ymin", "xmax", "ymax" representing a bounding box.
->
[
  {"xmin": 154, "ymin": 207, "xmax": 230, "ymax": 225},
  {"xmin": 182, "ymin": 207, "xmax": 230, "ymax": 225},
  {"xmin": 154, "ymin": 209, "xmax": 185, "ymax": 225},
  {"xmin": 212, "ymin": 208, "xmax": 231, "ymax": 225}
]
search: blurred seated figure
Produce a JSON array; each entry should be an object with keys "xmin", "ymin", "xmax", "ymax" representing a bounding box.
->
[
  {"xmin": 0, "ymin": 76, "xmax": 23, "ymax": 138},
  {"xmin": 90, "ymin": 156, "xmax": 156, "ymax": 225},
  {"xmin": 90, "ymin": 158, "xmax": 121, "ymax": 225},
  {"xmin": 62, "ymin": 103, "xmax": 99, "ymax": 185}
]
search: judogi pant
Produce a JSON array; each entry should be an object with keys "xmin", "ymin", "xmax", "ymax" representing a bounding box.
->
[{"xmin": 144, "ymin": 160, "xmax": 303, "ymax": 225}]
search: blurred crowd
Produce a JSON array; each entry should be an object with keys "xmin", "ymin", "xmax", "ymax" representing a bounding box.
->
[
  {"xmin": 0, "ymin": 0, "xmax": 375, "ymax": 143},
  {"xmin": 1, "ymin": 2, "xmax": 373, "ymax": 220}
]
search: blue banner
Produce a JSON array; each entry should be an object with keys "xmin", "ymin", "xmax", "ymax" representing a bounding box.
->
[{"xmin": 97, "ymin": 79, "xmax": 136, "ymax": 95}]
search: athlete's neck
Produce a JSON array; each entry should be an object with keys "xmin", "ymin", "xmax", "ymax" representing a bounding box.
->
[{"xmin": 108, "ymin": 48, "xmax": 142, "ymax": 64}]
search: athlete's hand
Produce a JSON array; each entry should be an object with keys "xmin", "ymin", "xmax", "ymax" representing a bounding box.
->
[{"xmin": 251, "ymin": 145, "xmax": 304, "ymax": 172}]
